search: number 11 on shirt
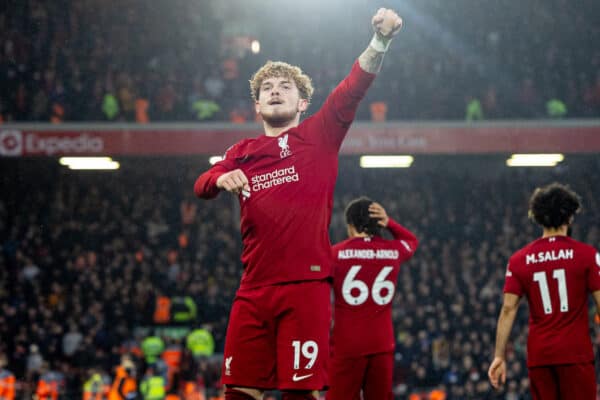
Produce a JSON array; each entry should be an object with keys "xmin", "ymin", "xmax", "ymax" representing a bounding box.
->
[{"xmin": 533, "ymin": 268, "xmax": 569, "ymax": 314}]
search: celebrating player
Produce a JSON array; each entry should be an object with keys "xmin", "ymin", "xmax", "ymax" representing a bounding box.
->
[
  {"xmin": 327, "ymin": 198, "xmax": 418, "ymax": 400},
  {"xmin": 194, "ymin": 8, "xmax": 403, "ymax": 400},
  {"xmin": 489, "ymin": 183, "xmax": 600, "ymax": 399}
]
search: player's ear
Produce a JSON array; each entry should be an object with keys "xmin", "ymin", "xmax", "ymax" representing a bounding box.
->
[
  {"xmin": 298, "ymin": 98, "xmax": 308, "ymax": 113},
  {"xmin": 255, "ymin": 101, "xmax": 261, "ymax": 115}
]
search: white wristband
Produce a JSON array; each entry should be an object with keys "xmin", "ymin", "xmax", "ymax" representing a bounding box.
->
[{"xmin": 369, "ymin": 33, "xmax": 392, "ymax": 53}]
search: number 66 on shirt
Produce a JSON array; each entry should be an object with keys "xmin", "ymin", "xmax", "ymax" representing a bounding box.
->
[{"xmin": 342, "ymin": 265, "xmax": 395, "ymax": 306}]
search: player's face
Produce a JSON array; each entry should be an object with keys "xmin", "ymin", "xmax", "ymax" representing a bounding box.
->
[{"xmin": 255, "ymin": 77, "xmax": 308, "ymax": 126}]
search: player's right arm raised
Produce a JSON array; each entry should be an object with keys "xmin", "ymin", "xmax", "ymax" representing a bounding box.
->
[{"xmin": 194, "ymin": 165, "xmax": 250, "ymax": 198}]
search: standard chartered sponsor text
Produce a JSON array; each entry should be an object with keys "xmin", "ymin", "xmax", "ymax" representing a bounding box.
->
[{"xmin": 251, "ymin": 166, "xmax": 299, "ymax": 191}]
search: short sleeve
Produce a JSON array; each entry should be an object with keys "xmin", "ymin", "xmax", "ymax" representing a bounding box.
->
[
  {"xmin": 503, "ymin": 260, "xmax": 524, "ymax": 296},
  {"xmin": 587, "ymin": 250, "xmax": 600, "ymax": 292}
]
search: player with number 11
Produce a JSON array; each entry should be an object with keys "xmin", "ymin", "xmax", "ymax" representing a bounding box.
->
[{"xmin": 489, "ymin": 183, "xmax": 600, "ymax": 399}]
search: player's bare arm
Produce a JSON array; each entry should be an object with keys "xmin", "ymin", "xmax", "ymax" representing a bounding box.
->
[
  {"xmin": 216, "ymin": 169, "xmax": 250, "ymax": 194},
  {"xmin": 489, "ymin": 293, "xmax": 520, "ymax": 389},
  {"xmin": 358, "ymin": 8, "xmax": 403, "ymax": 74}
]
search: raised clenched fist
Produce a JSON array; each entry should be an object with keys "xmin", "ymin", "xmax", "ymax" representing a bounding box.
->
[{"xmin": 372, "ymin": 8, "xmax": 403, "ymax": 38}]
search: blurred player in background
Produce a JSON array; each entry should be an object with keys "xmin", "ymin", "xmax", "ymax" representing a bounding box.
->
[
  {"xmin": 489, "ymin": 183, "xmax": 600, "ymax": 399},
  {"xmin": 326, "ymin": 198, "xmax": 418, "ymax": 400},
  {"xmin": 194, "ymin": 8, "xmax": 403, "ymax": 400}
]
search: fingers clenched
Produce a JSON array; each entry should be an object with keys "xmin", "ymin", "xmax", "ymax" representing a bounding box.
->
[{"xmin": 217, "ymin": 169, "xmax": 250, "ymax": 194}]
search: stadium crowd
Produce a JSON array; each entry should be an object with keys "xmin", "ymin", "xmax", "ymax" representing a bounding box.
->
[
  {"xmin": 2, "ymin": 156, "xmax": 600, "ymax": 400},
  {"xmin": 1, "ymin": 1, "xmax": 600, "ymax": 399},
  {"xmin": 1, "ymin": 0, "xmax": 600, "ymax": 123}
]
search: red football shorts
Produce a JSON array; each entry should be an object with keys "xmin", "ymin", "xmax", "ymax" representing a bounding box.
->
[
  {"xmin": 528, "ymin": 362, "xmax": 596, "ymax": 400},
  {"xmin": 326, "ymin": 352, "xmax": 393, "ymax": 400},
  {"xmin": 221, "ymin": 280, "xmax": 331, "ymax": 391}
]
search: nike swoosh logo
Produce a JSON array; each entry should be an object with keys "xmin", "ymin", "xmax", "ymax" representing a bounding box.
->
[{"xmin": 292, "ymin": 373, "xmax": 313, "ymax": 382}]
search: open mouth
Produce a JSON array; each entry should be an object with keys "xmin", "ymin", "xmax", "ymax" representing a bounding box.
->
[{"xmin": 268, "ymin": 99, "xmax": 283, "ymax": 105}]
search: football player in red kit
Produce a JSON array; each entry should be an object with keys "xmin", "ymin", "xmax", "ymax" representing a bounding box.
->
[
  {"xmin": 194, "ymin": 9, "xmax": 403, "ymax": 400},
  {"xmin": 489, "ymin": 183, "xmax": 600, "ymax": 399},
  {"xmin": 327, "ymin": 198, "xmax": 418, "ymax": 400}
]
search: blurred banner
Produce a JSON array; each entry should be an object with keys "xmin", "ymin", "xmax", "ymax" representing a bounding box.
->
[{"xmin": 1, "ymin": 121, "xmax": 599, "ymax": 157}]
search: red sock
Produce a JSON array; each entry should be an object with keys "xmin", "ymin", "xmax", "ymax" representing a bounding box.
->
[
  {"xmin": 281, "ymin": 391, "xmax": 317, "ymax": 400},
  {"xmin": 225, "ymin": 388, "xmax": 257, "ymax": 400}
]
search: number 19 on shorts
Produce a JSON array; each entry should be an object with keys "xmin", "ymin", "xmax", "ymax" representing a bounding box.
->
[{"xmin": 292, "ymin": 340, "xmax": 318, "ymax": 369}]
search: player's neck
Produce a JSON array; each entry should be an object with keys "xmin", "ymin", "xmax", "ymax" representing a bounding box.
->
[
  {"xmin": 351, "ymin": 233, "xmax": 371, "ymax": 238},
  {"xmin": 542, "ymin": 225, "xmax": 569, "ymax": 238},
  {"xmin": 347, "ymin": 225, "xmax": 370, "ymax": 238},
  {"xmin": 262, "ymin": 119, "xmax": 300, "ymax": 137}
]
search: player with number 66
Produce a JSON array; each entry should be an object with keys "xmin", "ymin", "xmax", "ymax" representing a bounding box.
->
[{"xmin": 327, "ymin": 198, "xmax": 418, "ymax": 400}]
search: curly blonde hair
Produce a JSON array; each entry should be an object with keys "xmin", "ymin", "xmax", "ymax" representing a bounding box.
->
[{"xmin": 249, "ymin": 61, "xmax": 314, "ymax": 104}]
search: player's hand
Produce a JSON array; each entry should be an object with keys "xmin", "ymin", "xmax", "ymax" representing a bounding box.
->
[
  {"xmin": 369, "ymin": 202, "xmax": 389, "ymax": 227},
  {"xmin": 216, "ymin": 169, "xmax": 250, "ymax": 195},
  {"xmin": 372, "ymin": 8, "xmax": 403, "ymax": 38},
  {"xmin": 488, "ymin": 357, "xmax": 506, "ymax": 389}
]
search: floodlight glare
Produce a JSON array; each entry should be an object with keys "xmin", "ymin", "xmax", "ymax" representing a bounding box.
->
[
  {"xmin": 506, "ymin": 154, "xmax": 564, "ymax": 167},
  {"xmin": 360, "ymin": 155, "xmax": 414, "ymax": 168},
  {"xmin": 59, "ymin": 157, "xmax": 120, "ymax": 170},
  {"xmin": 251, "ymin": 40, "xmax": 260, "ymax": 54}
]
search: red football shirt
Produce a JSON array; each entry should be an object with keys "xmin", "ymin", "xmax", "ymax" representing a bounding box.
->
[
  {"xmin": 194, "ymin": 61, "xmax": 375, "ymax": 289},
  {"xmin": 504, "ymin": 235, "xmax": 600, "ymax": 367},
  {"xmin": 330, "ymin": 220, "xmax": 418, "ymax": 357}
]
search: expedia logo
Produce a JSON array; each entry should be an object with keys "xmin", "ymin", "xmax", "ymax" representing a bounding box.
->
[
  {"xmin": 0, "ymin": 130, "xmax": 23, "ymax": 156},
  {"xmin": 26, "ymin": 133, "xmax": 104, "ymax": 155},
  {"xmin": 0, "ymin": 131, "xmax": 105, "ymax": 156}
]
